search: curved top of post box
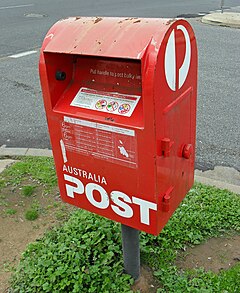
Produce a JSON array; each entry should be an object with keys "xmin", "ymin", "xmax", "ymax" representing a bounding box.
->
[{"xmin": 42, "ymin": 16, "xmax": 183, "ymax": 59}]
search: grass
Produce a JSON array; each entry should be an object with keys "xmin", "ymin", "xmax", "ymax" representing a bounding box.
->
[
  {"xmin": 11, "ymin": 210, "xmax": 132, "ymax": 293},
  {"xmin": 11, "ymin": 185, "xmax": 240, "ymax": 292},
  {"xmin": 25, "ymin": 209, "xmax": 39, "ymax": 221},
  {"xmin": 0, "ymin": 157, "xmax": 239, "ymax": 292},
  {"xmin": 5, "ymin": 208, "xmax": 17, "ymax": 215},
  {"xmin": 54, "ymin": 207, "xmax": 70, "ymax": 221},
  {"xmin": 0, "ymin": 195, "xmax": 8, "ymax": 207},
  {"xmin": 1, "ymin": 157, "xmax": 57, "ymax": 190},
  {"xmin": 140, "ymin": 184, "xmax": 240, "ymax": 292},
  {"xmin": 22, "ymin": 185, "xmax": 36, "ymax": 197},
  {"xmin": 0, "ymin": 179, "xmax": 5, "ymax": 190}
]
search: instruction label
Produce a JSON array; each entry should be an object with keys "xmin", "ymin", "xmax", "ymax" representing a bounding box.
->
[
  {"xmin": 70, "ymin": 87, "xmax": 141, "ymax": 117},
  {"xmin": 61, "ymin": 116, "xmax": 138, "ymax": 168}
]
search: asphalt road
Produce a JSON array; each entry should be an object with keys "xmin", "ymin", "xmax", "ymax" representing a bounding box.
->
[{"xmin": 0, "ymin": 0, "xmax": 240, "ymax": 171}]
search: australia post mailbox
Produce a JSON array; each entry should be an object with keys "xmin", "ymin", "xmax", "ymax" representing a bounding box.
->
[{"xmin": 39, "ymin": 17, "xmax": 197, "ymax": 235}]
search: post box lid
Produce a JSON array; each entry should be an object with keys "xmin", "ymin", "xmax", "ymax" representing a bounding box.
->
[{"xmin": 43, "ymin": 17, "xmax": 177, "ymax": 59}]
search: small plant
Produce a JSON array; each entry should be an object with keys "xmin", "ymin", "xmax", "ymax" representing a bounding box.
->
[
  {"xmin": 53, "ymin": 202, "xmax": 60, "ymax": 208},
  {"xmin": 25, "ymin": 209, "xmax": 38, "ymax": 221},
  {"xmin": 0, "ymin": 195, "xmax": 8, "ymax": 207},
  {"xmin": 22, "ymin": 185, "xmax": 35, "ymax": 197},
  {"xmin": 0, "ymin": 179, "xmax": 6, "ymax": 190},
  {"xmin": 3, "ymin": 261, "xmax": 15, "ymax": 272},
  {"xmin": 31, "ymin": 200, "xmax": 40, "ymax": 211},
  {"xmin": 5, "ymin": 208, "xmax": 17, "ymax": 215},
  {"xmin": 55, "ymin": 209, "xmax": 68, "ymax": 221}
]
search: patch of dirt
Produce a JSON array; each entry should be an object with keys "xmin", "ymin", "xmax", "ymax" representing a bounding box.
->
[
  {"xmin": 176, "ymin": 235, "xmax": 240, "ymax": 273},
  {"xmin": 0, "ymin": 180, "xmax": 75, "ymax": 292},
  {"xmin": 131, "ymin": 265, "xmax": 161, "ymax": 292}
]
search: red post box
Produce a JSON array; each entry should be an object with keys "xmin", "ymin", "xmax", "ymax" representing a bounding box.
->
[{"xmin": 39, "ymin": 17, "xmax": 197, "ymax": 235}]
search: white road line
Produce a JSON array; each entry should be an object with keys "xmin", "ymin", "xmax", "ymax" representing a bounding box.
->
[
  {"xmin": 9, "ymin": 50, "xmax": 37, "ymax": 58},
  {"xmin": 0, "ymin": 4, "xmax": 34, "ymax": 10}
]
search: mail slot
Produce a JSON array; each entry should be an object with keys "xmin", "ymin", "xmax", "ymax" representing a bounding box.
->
[{"xmin": 39, "ymin": 17, "xmax": 197, "ymax": 235}]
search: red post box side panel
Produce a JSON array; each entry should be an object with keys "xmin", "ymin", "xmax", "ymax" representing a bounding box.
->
[{"xmin": 154, "ymin": 20, "xmax": 197, "ymax": 233}]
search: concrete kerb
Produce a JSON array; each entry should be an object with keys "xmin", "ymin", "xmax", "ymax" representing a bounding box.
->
[
  {"xmin": 202, "ymin": 12, "xmax": 240, "ymax": 28},
  {"xmin": 0, "ymin": 147, "xmax": 52, "ymax": 157},
  {"xmin": 0, "ymin": 159, "xmax": 16, "ymax": 173},
  {"xmin": 0, "ymin": 147, "xmax": 239, "ymax": 194}
]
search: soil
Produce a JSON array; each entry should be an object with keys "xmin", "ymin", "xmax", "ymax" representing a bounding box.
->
[
  {"xmin": 176, "ymin": 235, "xmax": 240, "ymax": 273},
  {"xmin": 1, "ymin": 179, "xmax": 239, "ymax": 292},
  {"xmin": 131, "ymin": 235, "xmax": 240, "ymax": 292},
  {"xmin": 0, "ymin": 180, "xmax": 75, "ymax": 293},
  {"xmin": 131, "ymin": 265, "xmax": 162, "ymax": 292},
  {"xmin": 132, "ymin": 235, "xmax": 240, "ymax": 293}
]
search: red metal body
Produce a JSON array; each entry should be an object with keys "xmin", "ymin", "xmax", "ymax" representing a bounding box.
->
[{"xmin": 39, "ymin": 17, "xmax": 197, "ymax": 235}]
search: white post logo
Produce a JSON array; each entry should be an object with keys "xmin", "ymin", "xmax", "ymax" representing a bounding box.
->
[
  {"xmin": 63, "ymin": 174, "xmax": 157, "ymax": 226},
  {"xmin": 164, "ymin": 25, "xmax": 191, "ymax": 91}
]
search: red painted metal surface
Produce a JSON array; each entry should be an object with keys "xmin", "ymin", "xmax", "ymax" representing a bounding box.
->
[{"xmin": 39, "ymin": 17, "xmax": 197, "ymax": 235}]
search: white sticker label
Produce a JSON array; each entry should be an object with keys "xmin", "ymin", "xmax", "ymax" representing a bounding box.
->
[
  {"xmin": 70, "ymin": 87, "xmax": 141, "ymax": 117},
  {"xmin": 62, "ymin": 116, "xmax": 137, "ymax": 168},
  {"xmin": 63, "ymin": 116, "xmax": 135, "ymax": 136}
]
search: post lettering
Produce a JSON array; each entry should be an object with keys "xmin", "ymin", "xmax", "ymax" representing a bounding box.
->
[
  {"xmin": 64, "ymin": 174, "xmax": 84, "ymax": 198},
  {"xmin": 85, "ymin": 183, "xmax": 109, "ymax": 209},
  {"xmin": 132, "ymin": 197, "xmax": 157, "ymax": 225},
  {"xmin": 110, "ymin": 191, "xmax": 133, "ymax": 218}
]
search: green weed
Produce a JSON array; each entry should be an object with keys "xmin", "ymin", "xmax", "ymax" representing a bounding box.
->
[
  {"xmin": 0, "ymin": 195, "xmax": 8, "ymax": 207},
  {"xmin": 0, "ymin": 201, "xmax": 9, "ymax": 207},
  {"xmin": 31, "ymin": 200, "xmax": 40, "ymax": 211},
  {"xmin": 22, "ymin": 185, "xmax": 36, "ymax": 197},
  {"xmin": 12, "ymin": 210, "xmax": 132, "ymax": 292},
  {"xmin": 0, "ymin": 178, "xmax": 6, "ymax": 190},
  {"xmin": 5, "ymin": 208, "xmax": 17, "ymax": 215},
  {"xmin": 2, "ymin": 261, "xmax": 15, "ymax": 273},
  {"xmin": 25, "ymin": 209, "xmax": 38, "ymax": 221}
]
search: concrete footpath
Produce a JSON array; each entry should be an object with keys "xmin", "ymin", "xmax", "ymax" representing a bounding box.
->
[
  {"xmin": 202, "ymin": 12, "xmax": 240, "ymax": 28},
  {"xmin": 0, "ymin": 147, "xmax": 239, "ymax": 194}
]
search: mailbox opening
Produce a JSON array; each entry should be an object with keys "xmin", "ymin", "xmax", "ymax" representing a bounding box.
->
[{"xmin": 43, "ymin": 53, "xmax": 144, "ymax": 128}]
